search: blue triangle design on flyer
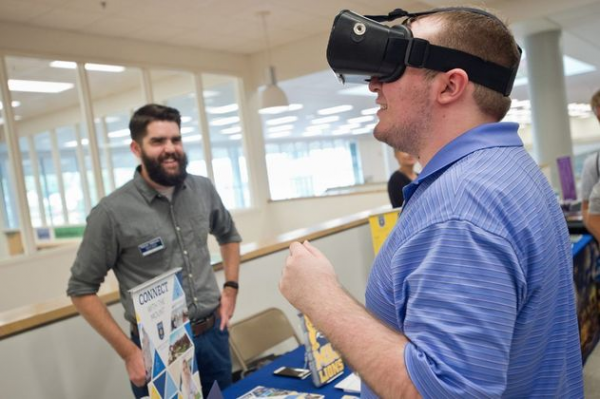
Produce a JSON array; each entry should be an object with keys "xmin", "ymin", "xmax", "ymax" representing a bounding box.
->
[
  {"xmin": 154, "ymin": 371, "xmax": 166, "ymax": 398},
  {"xmin": 153, "ymin": 350, "xmax": 166, "ymax": 378},
  {"xmin": 185, "ymin": 322, "xmax": 193, "ymax": 338},
  {"xmin": 172, "ymin": 275, "xmax": 184, "ymax": 301},
  {"xmin": 165, "ymin": 372, "xmax": 178, "ymax": 399}
]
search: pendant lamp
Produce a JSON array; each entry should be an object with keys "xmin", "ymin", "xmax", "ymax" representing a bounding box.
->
[{"xmin": 258, "ymin": 11, "xmax": 289, "ymax": 114}]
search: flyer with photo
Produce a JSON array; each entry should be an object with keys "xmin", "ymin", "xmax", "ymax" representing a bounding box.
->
[{"xmin": 130, "ymin": 268, "xmax": 202, "ymax": 399}]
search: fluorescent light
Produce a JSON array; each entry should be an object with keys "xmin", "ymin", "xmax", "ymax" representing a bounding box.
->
[
  {"xmin": 258, "ymin": 103, "xmax": 304, "ymax": 115},
  {"xmin": 229, "ymin": 134, "xmax": 242, "ymax": 140},
  {"xmin": 210, "ymin": 116, "xmax": 239, "ymax": 126},
  {"xmin": 8, "ymin": 79, "xmax": 73, "ymax": 93},
  {"xmin": 268, "ymin": 124, "xmax": 294, "ymax": 133},
  {"xmin": 332, "ymin": 130, "xmax": 349, "ymax": 136},
  {"xmin": 361, "ymin": 107, "xmax": 379, "ymax": 115},
  {"xmin": 108, "ymin": 128, "xmax": 130, "ymax": 138},
  {"xmin": 203, "ymin": 90, "xmax": 219, "ymax": 98},
  {"xmin": 306, "ymin": 124, "xmax": 330, "ymax": 131},
  {"xmin": 317, "ymin": 105, "xmax": 353, "ymax": 115},
  {"xmin": 221, "ymin": 126, "xmax": 242, "ymax": 135},
  {"xmin": 338, "ymin": 85, "xmax": 375, "ymax": 96},
  {"xmin": 206, "ymin": 104, "xmax": 239, "ymax": 114},
  {"xmin": 348, "ymin": 115, "xmax": 374, "ymax": 124},
  {"xmin": 268, "ymin": 131, "xmax": 292, "ymax": 139},
  {"xmin": 338, "ymin": 123, "xmax": 360, "ymax": 130},
  {"xmin": 352, "ymin": 127, "xmax": 373, "ymax": 135},
  {"xmin": 311, "ymin": 116, "xmax": 339, "ymax": 124},
  {"xmin": 0, "ymin": 101, "xmax": 20, "ymax": 110},
  {"xmin": 181, "ymin": 116, "xmax": 193, "ymax": 123},
  {"xmin": 181, "ymin": 127, "xmax": 195, "ymax": 135},
  {"xmin": 266, "ymin": 116, "xmax": 298, "ymax": 126},
  {"xmin": 302, "ymin": 131, "xmax": 322, "ymax": 137},
  {"xmin": 183, "ymin": 135, "xmax": 202, "ymax": 143},
  {"xmin": 50, "ymin": 60, "xmax": 125, "ymax": 72},
  {"xmin": 259, "ymin": 105, "xmax": 288, "ymax": 115},
  {"xmin": 64, "ymin": 138, "xmax": 89, "ymax": 148}
]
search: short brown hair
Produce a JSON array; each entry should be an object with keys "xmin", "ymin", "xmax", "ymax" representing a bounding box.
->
[
  {"xmin": 415, "ymin": 9, "xmax": 521, "ymax": 120},
  {"xmin": 129, "ymin": 103, "xmax": 181, "ymax": 143},
  {"xmin": 591, "ymin": 89, "xmax": 600, "ymax": 117}
]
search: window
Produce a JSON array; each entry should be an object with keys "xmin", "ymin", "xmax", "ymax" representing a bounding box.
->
[
  {"xmin": 260, "ymin": 70, "xmax": 380, "ymax": 200},
  {"xmin": 202, "ymin": 74, "xmax": 250, "ymax": 209}
]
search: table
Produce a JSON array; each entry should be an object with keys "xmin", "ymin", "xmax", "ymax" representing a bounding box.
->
[
  {"xmin": 222, "ymin": 346, "xmax": 353, "ymax": 398},
  {"xmin": 571, "ymin": 234, "xmax": 600, "ymax": 363}
]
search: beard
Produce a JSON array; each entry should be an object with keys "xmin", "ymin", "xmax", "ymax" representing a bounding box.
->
[
  {"xmin": 141, "ymin": 150, "xmax": 189, "ymax": 187},
  {"xmin": 373, "ymin": 79, "xmax": 432, "ymax": 154},
  {"xmin": 374, "ymin": 107, "xmax": 432, "ymax": 155}
]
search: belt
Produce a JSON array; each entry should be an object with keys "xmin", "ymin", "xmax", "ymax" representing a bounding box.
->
[{"xmin": 131, "ymin": 313, "xmax": 216, "ymax": 337}]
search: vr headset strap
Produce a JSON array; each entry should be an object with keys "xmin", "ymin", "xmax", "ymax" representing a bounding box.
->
[{"xmin": 405, "ymin": 38, "xmax": 518, "ymax": 96}]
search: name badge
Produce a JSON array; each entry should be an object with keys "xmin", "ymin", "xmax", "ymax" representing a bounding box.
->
[{"xmin": 138, "ymin": 237, "xmax": 165, "ymax": 257}]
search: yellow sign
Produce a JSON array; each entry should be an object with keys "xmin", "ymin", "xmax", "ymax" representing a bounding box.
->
[
  {"xmin": 368, "ymin": 210, "xmax": 401, "ymax": 255},
  {"xmin": 300, "ymin": 314, "xmax": 344, "ymax": 387}
]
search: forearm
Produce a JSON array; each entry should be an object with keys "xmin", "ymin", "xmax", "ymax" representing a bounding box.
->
[
  {"xmin": 582, "ymin": 201, "xmax": 589, "ymax": 227},
  {"xmin": 306, "ymin": 285, "xmax": 420, "ymax": 399},
  {"xmin": 220, "ymin": 242, "xmax": 240, "ymax": 282},
  {"xmin": 71, "ymin": 294, "xmax": 137, "ymax": 360}
]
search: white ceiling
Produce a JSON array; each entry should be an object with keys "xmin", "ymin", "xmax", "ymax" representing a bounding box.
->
[
  {"xmin": 1, "ymin": 0, "xmax": 600, "ymax": 137},
  {"xmin": 0, "ymin": 0, "xmax": 599, "ymax": 99}
]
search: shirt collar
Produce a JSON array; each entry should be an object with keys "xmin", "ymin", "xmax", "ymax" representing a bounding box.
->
[
  {"xmin": 403, "ymin": 122, "xmax": 522, "ymax": 204},
  {"xmin": 133, "ymin": 165, "xmax": 188, "ymax": 204}
]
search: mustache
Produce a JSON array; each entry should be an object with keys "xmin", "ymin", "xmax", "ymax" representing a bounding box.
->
[{"xmin": 158, "ymin": 153, "xmax": 181, "ymax": 162}]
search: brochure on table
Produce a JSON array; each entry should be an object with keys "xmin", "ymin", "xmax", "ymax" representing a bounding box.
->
[
  {"xmin": 130, "ymin": 267, "xmax": 203, "ymax": 399},
  {"xmin": 299, "ymin": 314, "xmax": 345, "ymax": 387}
]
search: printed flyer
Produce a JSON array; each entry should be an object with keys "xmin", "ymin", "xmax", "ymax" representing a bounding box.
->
[{"xmin": 129, "ymin": 268, "xmax": 202, "ymax": 399}]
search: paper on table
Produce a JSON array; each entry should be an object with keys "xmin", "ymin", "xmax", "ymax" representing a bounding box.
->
[{"xmin": 334, "ymin": 373, "xmax": 361, "ymax": 393}]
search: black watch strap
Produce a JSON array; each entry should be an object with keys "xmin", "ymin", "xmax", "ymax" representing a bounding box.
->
[{"xmin": 223, "ymin": 280, "xmax": 239, "ymax": 290}]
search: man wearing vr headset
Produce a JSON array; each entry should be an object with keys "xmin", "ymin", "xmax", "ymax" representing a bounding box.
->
[{"xmin": 280, "ymin": 6, "xmax": 583, "ymax": 399}]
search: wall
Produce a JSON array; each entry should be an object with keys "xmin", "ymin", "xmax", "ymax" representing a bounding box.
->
[
  {"xmin": 0, "ymin": 222, "xmax": 375, "ymax": 398},
  {"xmin": 0, "ymin": 191, "xmax": 389, "ymax": 311}
]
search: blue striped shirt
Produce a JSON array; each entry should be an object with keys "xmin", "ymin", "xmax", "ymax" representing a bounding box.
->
[{"xmin": 364, "ymin": 123, "xmax": 583, "ymax": 398}]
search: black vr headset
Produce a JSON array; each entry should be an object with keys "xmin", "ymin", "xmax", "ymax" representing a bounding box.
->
[{"xmin": 326, "ymin": 7, "xmax": 521, "ymax": 96}]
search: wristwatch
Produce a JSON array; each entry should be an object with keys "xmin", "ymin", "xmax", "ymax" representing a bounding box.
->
[{"xmin": 223, "ymin": 281, "xmax": 239, "ymax": 290}]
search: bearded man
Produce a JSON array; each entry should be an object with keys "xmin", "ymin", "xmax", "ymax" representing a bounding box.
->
[{"xmin": 68, "ymin": 104, "xmax": 241, "ymax": 398}]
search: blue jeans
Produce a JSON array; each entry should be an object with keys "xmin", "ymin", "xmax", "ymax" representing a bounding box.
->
[{"xmin": 130, "ymin": 316, "xmax": 232, "ymax": 398}]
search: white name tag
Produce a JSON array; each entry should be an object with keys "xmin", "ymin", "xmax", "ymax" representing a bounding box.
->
[{"xmin": 138, "ymin": 237, "xmax": 165, "ymax": 257}]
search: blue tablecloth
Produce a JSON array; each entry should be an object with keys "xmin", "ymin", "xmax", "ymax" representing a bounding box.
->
[{"xmin": 222, "ymin": 346, "xmax": 353, "ymax": 398}]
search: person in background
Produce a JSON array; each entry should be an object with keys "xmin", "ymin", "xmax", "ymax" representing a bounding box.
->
[
  {"xmin": 585, "ymin": 180, "xmax": 600, "ymax": 242},
  {"xmin": 67, "ymin": 104, "xmax": 241, "ymax": 398},
  {"xmin": 387, "ymin": 149, "xmax": 418, "ymax": 208},
  {"xmin": 280, "ymin": 7, "xmax": 583, "ymax": 398},
  {"xmin": 579, "ymin": 89, "xmax": 600, "ymax": 226}
]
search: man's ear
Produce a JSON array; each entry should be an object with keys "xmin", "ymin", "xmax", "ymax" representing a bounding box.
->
[
  {"xmin": 436, "ymin": 68, "xmax": 469, "ymax": 105},
  {"xmin": 130, "ymin": 140, "xmax": 141, "ymax": 158}
]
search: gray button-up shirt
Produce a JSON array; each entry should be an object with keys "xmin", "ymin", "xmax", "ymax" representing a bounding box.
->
[{"xmin": 67, "ymin": 169, "xmax": 242, "ymax": 323}]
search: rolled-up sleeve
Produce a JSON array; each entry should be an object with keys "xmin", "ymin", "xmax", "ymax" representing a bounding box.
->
[
  {"xmin": 398, "ymin": 221, "xmax": 523, "ymax": 398},
  {"xmin": 207, "ymin": 182, "xmax": 242, "ymax": 245},
  {"xmin": 66, "ymin": 204, "xmax": 119, "ymax": 297}
]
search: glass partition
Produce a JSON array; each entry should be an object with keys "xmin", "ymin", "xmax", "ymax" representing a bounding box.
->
[
  {"xmin": 260, "ymin": 70, "xmax": 377, "ymax": 200},
  {"xmin": 202, "ymin": 74, "xmax": 250, "ymax": 209},
  {"xmin": 88, "ymin": 65, "xmax": 143, "ymax": 193}
]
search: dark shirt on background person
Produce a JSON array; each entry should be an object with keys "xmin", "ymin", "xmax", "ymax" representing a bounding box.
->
[{"xmin": 387, "ymin": 150, "xmax": 418, "ymax": 208}]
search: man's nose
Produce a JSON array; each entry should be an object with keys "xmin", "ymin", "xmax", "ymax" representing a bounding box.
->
[
  {"xmin": 164, "ymin": 140, "xmax": 176, "ymax": 152},
  {"xmin": 368, "ymin": 77, "xmax": 381, "ymax": 93}
]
